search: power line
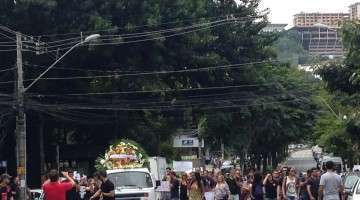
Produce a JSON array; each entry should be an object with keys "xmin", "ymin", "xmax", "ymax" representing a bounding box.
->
[
  {"xmin": 42, "ymin": 18, "xmax": 230, "ymax": 46},
  {"xmin": 0, "ymin": 67, "xmax": 16, "ymax": 73},
  {"xmin": 29, "ymin": 83, "xmax": 279, "ymax": 97},
  {"xmin": 0, "ymin": 60, "xmax": 277, "ymax": 85},
  {"xmin": 25, "ymin": 60, "xmax": 278, "ymax": 81},
  {"xmin": 27, "ymin": 98, "xmax": 304, "ymax": 111},
  {"xmin": 29, "ymin": 91, "xmax": 311, "ymax": 109},
  {"xmin": 34, "ymin": 14, "xmax": 262, "ymax": 37},
  {"xmin": 30, "ymin": 19, "xmax": 241, "ymax": 53},
  {"xmin": 89, "ymin": 20, "xmax": 238, "ymax": 47}
]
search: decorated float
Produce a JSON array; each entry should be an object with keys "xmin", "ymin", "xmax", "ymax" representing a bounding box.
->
[{"xmin": 96, "ymin": 139, "xmax": 148, "ymax": 170}]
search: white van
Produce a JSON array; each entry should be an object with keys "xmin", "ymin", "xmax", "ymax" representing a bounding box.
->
[
  {"xmin": 321, "ymin": 156, "xmax": 343, "ymax": 173},
  {"xmin": 107, "ymin": 168, "xmax": 158, "ymax": 200}
]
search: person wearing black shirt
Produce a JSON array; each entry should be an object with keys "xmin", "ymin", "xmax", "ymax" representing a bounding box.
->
[
  {"xmin": 10, "ymin": 176, "xmax": 19, "ymax": 200},
  {"xmin": 272, "ymin": 170, "xmax": 283, "ymax": 200},
  {"xmin": 263, "ymin": 174, "xmax": 277, "ymax": 200},
  {"xmin": 90, "ymin": 171, "xmax": 115, "ymax": 200},
  {"xmin": 170, "ymin": 172, "xmax": 180, "ymax": 200},
  {"xmin": 306, "ymin": 168, "xmax": 320, "ymax": 200},
  {"xmin": 226, "ymin": 170, "xmax": 240, "ymax": 200}
]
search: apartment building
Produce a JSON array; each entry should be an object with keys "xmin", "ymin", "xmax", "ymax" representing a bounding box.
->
[
  {"xmin": 350, "ymin": 2, "xmax": 360, "ymax": 20},
  {"xmin": 294, "ymin": 12, "xmax": 350, "ymax": 28}
]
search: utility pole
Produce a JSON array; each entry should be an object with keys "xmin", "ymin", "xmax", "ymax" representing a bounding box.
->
[{"xmin": 15, "ymin": 32, "xmax": 27, "ymax": 200}]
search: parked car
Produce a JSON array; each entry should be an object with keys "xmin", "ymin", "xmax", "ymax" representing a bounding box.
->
[
  {"xmin": 343, "ymin": 173, "xmax": 360, "ymax": 200},
  {"xmin": 348, "ymin": 179, "xmax": 360, "ymax": 200}
]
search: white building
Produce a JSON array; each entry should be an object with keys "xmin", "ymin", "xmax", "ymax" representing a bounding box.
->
[
  {"xmin": 350, "ymin": 2, "xmax": 360, "ymax": 20},
  {"xmin": 262, "ymin": 24, "xmax": 288, "ymax": 33}
]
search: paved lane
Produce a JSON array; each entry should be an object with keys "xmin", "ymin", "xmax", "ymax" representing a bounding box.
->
[{"xmin": 284, "ymin": 149, "xmax": 317, "ymax": 173}]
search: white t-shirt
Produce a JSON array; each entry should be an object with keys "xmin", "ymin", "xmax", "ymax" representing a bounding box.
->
[
  {"xmin": 319, "ymin": 171, "xmax": 342, "ymax": 200},
  {"xmin": 286, "ymin": 176, "xmax": 297, "ymax": 197}
]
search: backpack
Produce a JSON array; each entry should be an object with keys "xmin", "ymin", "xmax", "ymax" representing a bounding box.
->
[{"xmin": 253, "ymin": 184, "xmax": 263, "ymax": 197}]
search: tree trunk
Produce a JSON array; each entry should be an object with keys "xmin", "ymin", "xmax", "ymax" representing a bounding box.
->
[
  {"xmin": 220, "ymin": 137, "xmax": 225, "ymax": 160},
  {"xmin": 256, "ymin": 153, "xmax": 261, "ymax": 171},
  {"xmin": 271, "ymin": 151, "xmax": 277, "ymax": 169},
  {"xmin": 39, "ymin": 114, "xmax": 46, "ymax": 175},
  {"xmin": 262, "ymin": 153, "xmax": 268, "ymax": 172}
]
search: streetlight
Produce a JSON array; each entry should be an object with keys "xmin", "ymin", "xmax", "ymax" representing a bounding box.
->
[
  {"xmin": 15, "ymin": 33, "xmax": 100, "ymax": 200},
  {"xmin": 24, "ymin": 33, "xmax": 101, "ymax": 92}
]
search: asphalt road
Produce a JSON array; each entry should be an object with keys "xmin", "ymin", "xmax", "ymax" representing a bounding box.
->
[{"xmin": 284, "ymin": 149, "xmax": 317, "ymax": 173}]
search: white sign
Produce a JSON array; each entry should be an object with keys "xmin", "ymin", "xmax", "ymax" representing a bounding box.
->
[
  {"xmin": 173, "ymin": 135, "xmax": 204, "ymax": 148},
  {"xmin": 173, "ymin": 161, "xmax": 193, "ymax": 172},
  {"xmin": 155, "ymin": 181, "xmax": 170, "ymax": 192}
]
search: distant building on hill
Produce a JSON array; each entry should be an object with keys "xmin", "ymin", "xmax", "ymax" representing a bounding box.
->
[
  {"xmin": 291, "ymin": 25, "xmax": 344, "ymax": 57},
  {"xmin": 350, "ymin": 2, "xmax": 360, "ymax": 20},
  {"xmin": 262, "ymin": 24, "xmax": 287, "ymax": 32},
  {"xmin": 293, "ymin": 12, "xmax": 349, "ymax": 28}
]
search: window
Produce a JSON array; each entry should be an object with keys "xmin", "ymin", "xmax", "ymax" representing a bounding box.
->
[{"xmin": 108, "ymin": 171, "xmax": 154, "ymax": 189}]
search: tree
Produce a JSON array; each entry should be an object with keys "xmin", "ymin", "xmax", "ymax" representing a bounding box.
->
[{"xmin": 0, "ymin": 0, "xmax": 324, "ymax": 184}]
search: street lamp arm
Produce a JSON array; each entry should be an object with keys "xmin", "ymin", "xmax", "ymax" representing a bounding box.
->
[
  {"xmin": 24, "ymin": 42, "xmax": 82, "ymax": 92},
  {"xmin": 24, "ymin": 34, "xmax": 100, "ymax": 92}
]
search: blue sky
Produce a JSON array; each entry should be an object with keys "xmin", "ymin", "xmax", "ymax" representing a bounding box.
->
[{"xmin": 259, "ymin": 0, "xmax": 358, "ymax": 25}]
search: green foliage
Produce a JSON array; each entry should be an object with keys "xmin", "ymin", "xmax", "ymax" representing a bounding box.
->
[
  {"xmin": 0, "ymin": 0, "xmax": 325, "ymax": 172},
  {"xmin": 314, "ymin": 21, "xmax": 360, "ymax": 166},
  {"xmin": 272, "ymin": 30, "xmax": 312, "ymax": 66}
]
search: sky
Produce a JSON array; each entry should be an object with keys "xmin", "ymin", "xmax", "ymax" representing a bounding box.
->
[{"xmin": 259, "ymin": 0, "xmax": 358, "ymax": 25}]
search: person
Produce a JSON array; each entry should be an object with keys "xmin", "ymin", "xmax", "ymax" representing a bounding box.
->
[
  {"xmin": 9, "ymin": 176, "xmax": 19, "ymax": 200},
  {"xmin": 306, "ymin": 168, "xmax": 320, "ymax": 200},
  {"xmin": 319, "ymin": 161, "xmax": 343, "ymax": 200},
  {"xmin": 277, "ymin": 168, "xmax": 288, "ymax": 200},
  {"xmin": 263, "ymin": 173, "xmax": 277, "ymax": 200},
  {"xmin": 170, "ymin": 172, "xmax": 180, "ymax": 200},
  {"xmin": 271, "ymin": 170, "xmax": 283, "ymax": 200},
  {"xmin": 214, "ymin": 175, "xmax": 231, "ymax": 200},
  {"xmin": 42, "ymin": 170, "xmax": 76, "ymax": 200},
  {"xmin": 299, "ymin": 171, "xmax": 310, "ymax": 200},
  {"xmin": 164, "ymin": 167, "xmax": 173, "ymax": 181},
  {"xmin": 84, "ymin": 178, "xmax": 98, "ymax": 200},
  {"xmin": 282, "ymin": 167, "xmax": 299, "ymax": 200},
  {"xmin": 226, "ymin": 170, "xmax": 240, "ymax": 200},
  {"xmin": 64, "ymin": 170, "xmax": 80, "ymax": 200},
  {"xmin": 226, "ymin": 169, "xmax": 240, "ymax": 200},
  {"xmin": 239, "ymin": 176, "xmax": 250, "ymax": 200},
  {"xmin": 250, "ymin": 172, "xmax": 264, "ymax": 200},
  {"xmin": 180, "ymin": 174, "xmax": 189, "ymax": 200},
  {"xmin": 0, "ymin": 174, "xmax": 12, "ymax": 200},
  {"xmin": 203, "ymin": 170, "xmax": 216, "ymax": 200},
  {"xmin": 90, "ymin": 171, "xmax": 115, "ymax": 200},
  {"xmin": 188, "ymin": 172, "xmax": 203, "ymax": 200},
  {"xmin": 234, "ymin": 170, "xmax": 243, "ymax": 199}
]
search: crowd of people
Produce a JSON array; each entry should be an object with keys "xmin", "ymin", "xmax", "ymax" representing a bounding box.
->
[
  {"xmin": 41, "ymin": 169, "xmax": 115, "ymax": 200},
  {"xmin": 0, "ymin": 169, "xmax": 115, "ymax": 200},
  {"xmin": 162, "ymin": 161, "xmax": 343, "ymax": 200},
  {"xmin": 0, "ymin": 160, "xmax": 344, "ymax": 200},
  {"xmin": 0, "ymin": 173, "xmax": 21, "ymax": 200}
]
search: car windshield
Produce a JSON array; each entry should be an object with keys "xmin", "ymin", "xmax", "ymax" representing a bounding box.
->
[
  {"xmin": 345, "ymin": 175, "xmax": 359, "ymax": 189},
  {"xmin": 108, "ymin": 171, "xmax": 153, "ymax": 189}
]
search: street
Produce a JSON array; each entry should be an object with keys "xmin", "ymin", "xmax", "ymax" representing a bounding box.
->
[{"xmin": 285, "ymin": 149, "xmax": 317, "ymax": 173}]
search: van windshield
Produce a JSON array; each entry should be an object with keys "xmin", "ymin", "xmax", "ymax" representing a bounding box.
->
[{"xmin": 108, "ymin": 171, "xmax": 153, "ymax": 189}]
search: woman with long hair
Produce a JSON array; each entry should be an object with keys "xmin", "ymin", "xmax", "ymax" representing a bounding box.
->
[
  {"xmin": 282, "ymin": 167, "xmax": 299, "ymax": 200},
  {"xmin": 180, "ymin": 174, "xmax": 189, "ymax": 200},
  {"xmin": 189, "ymin": 172, "xmax": 204, "ymax": 200},
  {"xmin": 214, "ymin": 175, "xmax": 231, "ymax": 200},
  {"xmin": 250, "ymin": 172, "xmax": 264, "ymax": 200}
]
